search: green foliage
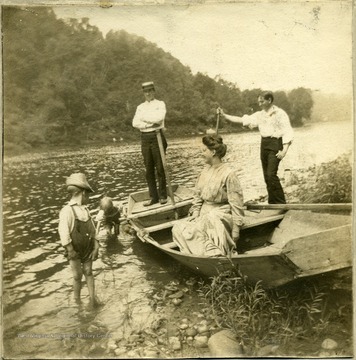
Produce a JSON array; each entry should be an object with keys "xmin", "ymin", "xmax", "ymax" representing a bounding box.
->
[
  {"xmin": 290, "ymin": 152, "xmax": 352, "ymax": 203},
  {"xmin": 288, "ymin": 87, "xmax": 314, "ymax": 126},
  {"xmin": 4, "ymin": 6, "xmax": 315, "ymax": 155},
  {"xmin": 198, "ymin": 269, "xmax": 330, "ymax": 354}
]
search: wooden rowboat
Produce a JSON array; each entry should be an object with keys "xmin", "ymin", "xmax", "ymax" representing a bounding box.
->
[{"xmin": 125, "ymin": 186, "xmax": 352, "ymax": 288}]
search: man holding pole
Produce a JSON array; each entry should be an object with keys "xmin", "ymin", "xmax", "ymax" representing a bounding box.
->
[
  {"xmin": 219, "ymin": 91, "xmax": 294, "ymax": 204},
  {"xmin": 132, "ymin": 81, "xmax": 168, "ymax": 206}
]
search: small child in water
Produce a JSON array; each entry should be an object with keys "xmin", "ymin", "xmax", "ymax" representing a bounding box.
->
[{"xmin": 95, "ymin": 196, "xmax": 121, "ymax": 237}]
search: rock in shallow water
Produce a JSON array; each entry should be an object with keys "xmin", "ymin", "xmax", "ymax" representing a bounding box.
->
[
  {"xmin": 256, "ymin": 344, "xmax": 279, "ymax": 356},
  {"xmin": 194, "ymin": 335, "xmax": 208, "ymax": 348},
  {"xmin": 186, "ymin": 327, "xmax": 197, "ymax": 337},
  {"xmin": 114, "ymin": 348, "xmax": 127, "ymax": 356},
  {"xmin": 321, "ymin": 338, "xmax": 338, "ymax": 350},
  {"xmin": 171, "ymin": 298, "xmax": 182, "ymax": 306},
  {"xmin": 127, "ymin": 349, "xmax": 140, "ymax": 357},
  {"xmin": 169, "ymin": 336, "xmax": 181, "ymax": 350},
  {"xmin": 143, "ymin": 348, "xmax": 159, "ymax": 357},
  {"xmin": 197, "ymin": 324, "xmax": 209, "ymax": 334},
  {"xmin": 107, "ymin": 339, "xmax": 117, "ymax": 350},
  {"xmin": 208, "ymin": 329, "xmax": 243, "ymax": 357},
  {"xmin": 169, "ymin": 290, "xmax": 184, "ymax": 299}
]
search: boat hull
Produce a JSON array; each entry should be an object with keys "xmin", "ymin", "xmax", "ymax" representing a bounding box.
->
[{"xmin": 126, "ymin": 186, "xmax": 352, "ymax": 288}]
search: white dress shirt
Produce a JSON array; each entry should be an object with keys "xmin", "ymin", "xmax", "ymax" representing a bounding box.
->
[
  {"xmin": 242, "ymin": 105, "xmax": 294, "ymax": 144},
  {"xmin": 132, "ymin": 99, "xmax": 166, "ymax": 132}
]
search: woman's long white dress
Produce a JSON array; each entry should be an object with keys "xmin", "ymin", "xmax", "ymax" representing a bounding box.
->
[{"xmin": 172, "ymin": 163, "xmax": 244, "ymax": 256}]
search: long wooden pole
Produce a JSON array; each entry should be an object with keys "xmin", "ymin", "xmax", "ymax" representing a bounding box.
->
[
  {"xmin": 156, "ymin": 130, "xmax": 178, "ymax": 219},
  {"xmin": 245, "ymin": 203, "xmax": 352, "ymax": 212},
  {"xmin": 215, "ymin": 109, "xmax": 220, "ymax": 135}
]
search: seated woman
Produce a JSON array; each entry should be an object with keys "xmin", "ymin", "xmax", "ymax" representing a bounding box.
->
[{"xmin": 172, "ymin": 135, "xmax": 244, "ymax": 256}]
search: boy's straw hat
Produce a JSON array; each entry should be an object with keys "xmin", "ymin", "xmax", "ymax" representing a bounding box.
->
[{"xmin": 66, "ymin": 173, "xmax": 94, "ymax": 192}]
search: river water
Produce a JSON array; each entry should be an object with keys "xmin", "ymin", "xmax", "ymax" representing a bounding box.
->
[{"xmin": 2, "ymin": 121, "xmax": 353, "ymax": 358}]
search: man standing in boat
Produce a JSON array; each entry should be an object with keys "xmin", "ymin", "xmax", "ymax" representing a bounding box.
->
[
  {"xmin": 132, "ymin": 81, "xmax": 168, "ymax": 206},
  {"xmin": 218, "ymin": 91, "xmax": 294, "ymax": 204}
]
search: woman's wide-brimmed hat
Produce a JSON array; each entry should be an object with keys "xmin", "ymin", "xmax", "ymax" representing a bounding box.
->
[{"xmin": 66, "ymin": 173, "xmax": 94, "ymax": 192}]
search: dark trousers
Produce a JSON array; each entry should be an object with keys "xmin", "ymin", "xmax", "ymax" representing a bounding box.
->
[
  {"xmin": 141, "ymin": 131, "xmax": 167, "ymax": 201},
  {"xmin": 260, "ymin": 137, "xmax": 286, "ymax": 204}
]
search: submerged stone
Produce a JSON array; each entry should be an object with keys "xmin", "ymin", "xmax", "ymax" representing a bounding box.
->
[
  {"xmin": 186, "ymin": 327, "xmax": 197, "ymax": 337},
  {"xmin": 208, "ymin": 329, "xmax": 243, "ymax": 357},
  {"xmin": 179, "ymin": 323, "xmax": 189, "ymax": 330},
  {"xmin": 107, "ymin": 339, "xmax": 117, "ymax": 350},
  {"xmin": 114, "ymin": 348, "xmax": 127, "ymax": 356},
  {"xmin": 143, "ymin": 348, "xmax": 159, "ymax": 357},
  {"xmin": 194, "ymin": 335, "xmax": 209, "ymax": 348},
  {"xmin": 171, "ymin": 298, "xmax": 182, "ymax": 306},
  {"xmin": 256, "ymin": 344, "xmax": 279, "ymax": 356},
  {"xmin": 197, "ymin": 324, "xmax": 209, "ymax": 334},
  {"xmin": 169, "ymin": 336, "xmax": 181, "ymax": 350},
  {"xmin": 321, "ymin": 338, "xmax": 338, "ymax": 350},
  {"xmin": 168, "ymin": 291, "xmax": 184, "ymax": 299}
]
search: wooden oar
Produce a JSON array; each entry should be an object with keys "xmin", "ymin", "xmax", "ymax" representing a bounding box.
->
[
  {"xmin": 156, "ymin": 130, "xmax": 178, "ymax": 219},
  {"xmin": 245, "ymin": 203, "xmax": 352, "ymax": 212}
]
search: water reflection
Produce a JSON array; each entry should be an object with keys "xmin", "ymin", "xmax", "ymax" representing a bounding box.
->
[{"xmin": 2, "ymin": 121, "xmax": 352, "ymax": 358}]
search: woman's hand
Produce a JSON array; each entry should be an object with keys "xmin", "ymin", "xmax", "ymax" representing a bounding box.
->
[{"xmin": 232, "ymin": 227, "xmax": 240, "ymax": 244}]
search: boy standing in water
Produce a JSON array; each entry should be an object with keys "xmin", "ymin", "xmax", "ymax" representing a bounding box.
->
[{"xmin": 58, "ymin": 173, "xmax": 100, "ymax": 308}]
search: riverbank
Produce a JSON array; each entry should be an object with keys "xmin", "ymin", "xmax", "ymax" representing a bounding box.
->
[
  {"xmin": 3, "ymin": 121, "xmax": 353, "ymax": 359},
  {"xmin": 2, "ymin": 119, "xmax": 341, "ymax": 160},
  {"xmin": 3, "ymin": 128, "xmax": 209, "ymax": 159},
  {"xmin": 101, "ymin": 152, "xmax": 353, "ymax": 358}
]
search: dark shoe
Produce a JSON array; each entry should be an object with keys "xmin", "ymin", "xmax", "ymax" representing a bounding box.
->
[
  {"xmin": 159, "ymin": 198, "xmax": 168, "ymax": 205},
  {"xmin": 143, "ymin": 199, "xmax": 158, "ymax": 207}
]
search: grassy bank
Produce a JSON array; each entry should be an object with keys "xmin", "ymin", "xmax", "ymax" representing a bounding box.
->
[
  {"xmin": 286, "ymin": 151, "xmax": 352, "ymax": 204},
  {"xmin": 196, "ymin": 152, "xmax": 353, "ymax": 357},
  {"xmin": 108, "ymin": 152, "xmax": 353, "ymax": 358}
]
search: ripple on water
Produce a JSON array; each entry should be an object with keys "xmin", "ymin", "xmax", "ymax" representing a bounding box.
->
[
  {"xmin": 13, "ymin": 248, "xmax": 44, "ymax": 263},
  {"xmin": 5, "ymin": 272, "xmax": 37, "ymax": 290},
  {"xmin": 2, "ymin": 121, "xmax": 353, "ymax": 359}
]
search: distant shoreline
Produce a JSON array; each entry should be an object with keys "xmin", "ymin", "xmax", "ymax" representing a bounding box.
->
[{"xmin": 3, "ymin": 120, "xmax": 351, "ymax": 164}]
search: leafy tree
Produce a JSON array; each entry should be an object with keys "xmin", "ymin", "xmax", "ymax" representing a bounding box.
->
[
  {"xmin": 3, "ymin": 6, "xmax": 315, "ymax": 155},
  {"xmin": 273, "ymin": 91, "xmax": 290, "ymax": 114},
  {"xmin": 288, "ymin": 88, "xmax": 313, "ymax": 126},
  {"xmin": 241, "ymin": 89, "xmax": 262, "ymax": 114}
]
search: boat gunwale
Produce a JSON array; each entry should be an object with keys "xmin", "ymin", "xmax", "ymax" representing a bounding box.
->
[{"xmin": 129, "ymin": 213, "xmax": 352, "ymax": 260}]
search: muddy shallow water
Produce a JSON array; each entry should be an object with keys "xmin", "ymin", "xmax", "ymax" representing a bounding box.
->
[{"xmin": 2, "ymin": 121, "xmax": 353, "ymax": 358}]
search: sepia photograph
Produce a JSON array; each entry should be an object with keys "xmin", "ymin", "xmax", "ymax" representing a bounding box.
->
[{"xmin": 2, "ymin": 1, "xmax": 353, "ymax": 358}]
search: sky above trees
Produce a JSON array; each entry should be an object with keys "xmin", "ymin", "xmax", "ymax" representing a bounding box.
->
[{"xmin": 54, "ymin": 2, "xmax": 352, "ymax": 95}]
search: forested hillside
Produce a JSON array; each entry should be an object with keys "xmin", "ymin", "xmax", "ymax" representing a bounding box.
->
[{"xmin": 4, "ymin": 6, "xmax": 315, "ymax": 155}]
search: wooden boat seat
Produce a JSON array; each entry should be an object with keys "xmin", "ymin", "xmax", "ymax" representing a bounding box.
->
[
  {"xmin": 161, "ymin": 241, "xmax": 178, "ymax": 249},
  {"xmin": 242, "ymin": 214, "xmax": 285, "ymax": 229},
  {"xmin": 144, "ymin": 213, "xmax": 285, "ymax": 233},
  {"xmin": 128, "ymin": 199, "xmax": 192, "ymax": 219},
  {"xmin": 145, "ymin": 219, "xmax": 182, "ymax": 233}
]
